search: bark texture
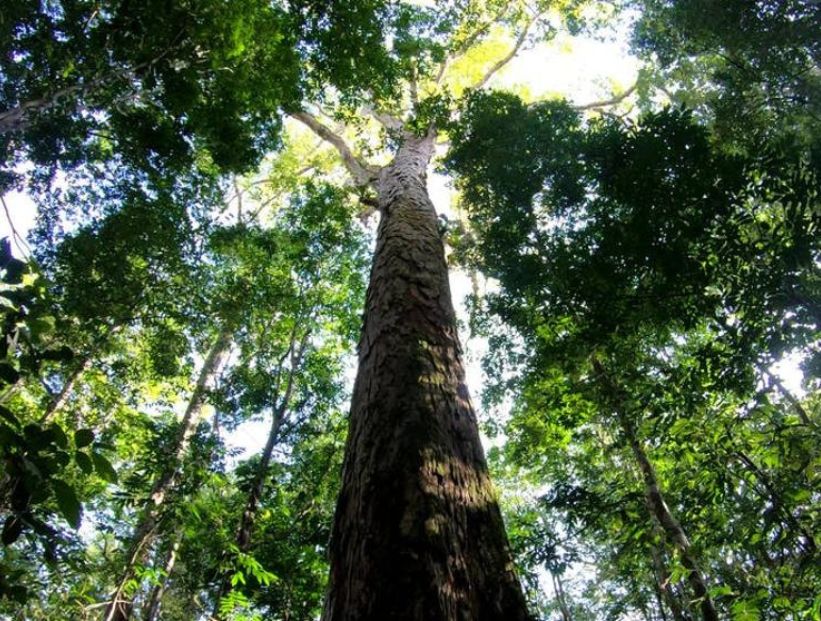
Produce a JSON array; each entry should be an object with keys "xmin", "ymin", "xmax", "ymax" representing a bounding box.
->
[
  {"xmin": 321, "ymin": 133, "xmax": 530, "ymax": 621},
  {"xmin": 104, "ymin": 328, "xmax": 232, "ymax": 621}
]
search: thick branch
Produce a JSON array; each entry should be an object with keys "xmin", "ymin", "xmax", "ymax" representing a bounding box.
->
[
  {"xmin": 361, "ymin": 104, "xmax": 404, "ymax": 132},
  {"xmin": 472, "ymin": 11, "xmax": 543, "ymax": 91},
  {"xmin": 290, "ymin": 111, "xmax": 378, "ymax": 188},
  {"xmin": 409, "ymin": 63, "xmax": 420, "ymax": 107}
]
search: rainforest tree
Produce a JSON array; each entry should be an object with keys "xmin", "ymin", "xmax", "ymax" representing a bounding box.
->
[{"xmin": 1, "ymin": 1, "xmax": 818, "ymax": 620}]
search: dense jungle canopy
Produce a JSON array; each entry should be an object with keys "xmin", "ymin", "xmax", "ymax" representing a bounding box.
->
[{"xmin": 0, "ymin": 1, "xmax": 818, "ymax": 619}]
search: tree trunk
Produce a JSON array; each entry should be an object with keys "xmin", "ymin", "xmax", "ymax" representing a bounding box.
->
[
  {"xmin": 591, "ymin": 358, "xmax": 718, "ymax": 621},
  {"xmin": 550, "ymin": 570, "xmax": 573, "ymax": 621},
  {"xmin": 629, "ymin": 432, "xmax": 718, "ymax": 621},
  {"xmin": 104, "ymin": 328, "xmax": 233, "ymax": 621},
  {"xmin": 212, "ymin": 330, "xmax": 308, "ymax": 618},
  {"xmin": 142, "ymin": 533, "xmax": 182, "ymax": 621},
  {"xmin": 649, "ymin": 539, "xmax": 689, "ymax": 621},
  {"xmin": 212, "ymin": 400, "xmax": 285, "ymax": 616},
  {"xmin": 321, "ymin": 132, "xmax": 531, "ymax": 621}
]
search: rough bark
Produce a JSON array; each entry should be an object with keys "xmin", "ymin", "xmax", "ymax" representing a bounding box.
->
[
  {"xmin": 321, "ymin": 132, "xmax": 531, "ymax": 621},
  {"xmin": 104, "ymin": 328, "xmax": 232, "ymax": 621}
]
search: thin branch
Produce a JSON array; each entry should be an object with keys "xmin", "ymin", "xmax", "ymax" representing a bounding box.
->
[
  {"xmin": 766, "ymin": 371, "xmax": 815, "ymax": 428},
  {"xmin": 574, "ymin": 82, "xmax": 638, "ymax": 111},
  {"xmin": 435, "ymin": 4, "xmax": 512, "ymax": 86},
  {"xmin": 290, "ymin": 111, "xmax": 378, "ymax": 188},
  {"xmin": 472, "ymin": 11, "xmax": 544, "ymax": 92},
  {"xmin": 233, "ymin": 176, "xmax": 243, "ymax": 225}
]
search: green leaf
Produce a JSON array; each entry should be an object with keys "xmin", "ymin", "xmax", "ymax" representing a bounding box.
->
[
  {"xmin": 52, "ymin": 479, "xmax": 81, "ymax": 528},
  {"xmin": 74, "ymin": 429, "xmax": 94, "ymax": 448},
  {"xmin": 28, "ymin": 316, "xmax": 56, "ymax": 340},
  {"xmin": 91, "ymin": 452, "xmax": 118, "ymax": 483},
  {"xmin": 230, "ymin": 571, "xmax": 246, "ymax": 587},
  {"xmin": 0, "ymin": 295, "xmax": 17, "ymax": 311},
  {"xmin": 75, "ymin": 451, "xmax": 93, "ymax": 474},
  {"xmin": 52, "ymin": 450, "xmax": 70, "ymax": 468},
  {"xmin": 2, "ymin": 516, "xmax": 23, "ymax": 545},
  {"xmin": 0, "ymin": 405, "xmax": 20, "ymax": 428},
  {"xmin": 48, "ymin": 424, "xmax": 68, "ymax": 449},
  {"xmin": 0, "ymin": 363, "xmax": 20, "ymax": 385}
]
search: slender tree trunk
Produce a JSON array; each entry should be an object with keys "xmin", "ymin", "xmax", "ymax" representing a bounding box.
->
[
  {"xmin": 40, "ymin": 355, "xmax": 93, "ymax": 424},
  {"xmin": 623, "ymin": 420, "xmax": 718, "ymax": 621},
  {"xmin": 649, "ymin": 539, "xmax": 689, "ymax": 621},
  {"xmin": 211, "ymin": 330, "xmax": 308, "ymax": 618},
  {"xmin": 550, "ymin": 570, "xmax": 573, "ymax": 621},
  {"xmin": 212, "ymin": 403, "xmax": 285, "ymax": 615},
  {"xmin": 104, "ymin": 328, "xmax": 232, "ymax": 621},
  {"xmin": 591, "ymin": 358, "xmax": 718, "ymax": 621},
  {"xmin": 321, "ymin": 132, "xmax": 531, "ymax": 621},
  {"xmin": 142, "ymin": 533, "xmax": 182, "ymax": 621}
]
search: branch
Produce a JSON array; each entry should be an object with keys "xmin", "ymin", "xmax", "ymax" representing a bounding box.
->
[
  {"xmin": 1, "ymin": 195, "xmax": 31, "ymax": 259},
  {"xmin": 766, "ymin": 371, "xmax": 815, "ymax": 428},
  {"xmin": 574, "ymin": 82, "xmax": 637, "ymax": 111},
  {"xmin": 0, "ymin": 32, "xmax": 185, "ymax": 135},
  {"xmin": 472, "ymin": 11, "xmax": 544, "ymax": 92},
  {"xmin": 435, "ymin": 4, "xmax": 512, "ymax": 86},
  {"xmin": 290, "ymin": 111, "xmax": 378, "ymax": 188},
  {"xmin": 409, "ymin": 63, "xmax": 420, "ymax": 107},
  {"xmin": 361, "ymin": 104, "xmax": 404, "ymax": 132}
]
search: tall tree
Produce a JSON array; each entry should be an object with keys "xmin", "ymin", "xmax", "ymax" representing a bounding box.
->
[{"xmin": 283, "ymin": 2, "xmax": 611, "ymax": 615}]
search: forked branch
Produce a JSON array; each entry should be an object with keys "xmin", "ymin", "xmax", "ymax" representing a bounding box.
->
[{"xmin": 435, "ymin": 4, "xmax": 512, "ymax": 86}]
